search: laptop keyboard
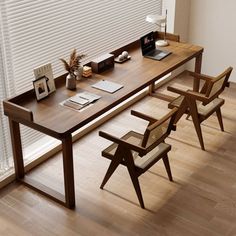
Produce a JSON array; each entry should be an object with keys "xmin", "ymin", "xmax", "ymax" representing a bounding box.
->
[{"xmin": 147, "ymin": 49, "xmax": 162, "ymax": 57}]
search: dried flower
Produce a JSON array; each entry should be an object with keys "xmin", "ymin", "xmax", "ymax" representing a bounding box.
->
[{"xmin": 60, "ymin": 49, "xmax": 86, "ymax": 75}]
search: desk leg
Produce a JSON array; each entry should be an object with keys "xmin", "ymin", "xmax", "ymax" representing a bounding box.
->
[
  {"xmin": 62, "ymin": 134, "xmax": 75, "ymax": 209},
  {"xmin": 149, "ymin": 83, "xmax": 155, "ymax": 94},
  {"xmin": 193, "ymin": 53, "xmax": 203, "ymax": 92},
  {"xmin": 8, "ymin": 118, "xmax": 25, "ymax": 179}
]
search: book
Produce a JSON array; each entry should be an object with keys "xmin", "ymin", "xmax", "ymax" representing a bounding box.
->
[
  {"xmin": 62, "ymin": 91, "xmax": 101, "ymax": 110},
  {"xmin": 33, "ymin": 63, "xmax": 56, "ymax": 94}
]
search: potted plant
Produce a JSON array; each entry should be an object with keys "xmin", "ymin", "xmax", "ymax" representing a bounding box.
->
[{"xmin": 60, "ymin": 49, "xmax": 86, "ymax": 89}]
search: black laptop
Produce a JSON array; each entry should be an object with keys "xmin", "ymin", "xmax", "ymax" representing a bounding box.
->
[{"xmin": 140, "ymin": 31, "xmax": 171, "ymax": 60}]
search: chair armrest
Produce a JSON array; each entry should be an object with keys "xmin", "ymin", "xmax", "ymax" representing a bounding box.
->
[
  {"xmin": 167, "ymin": 86, "xmax": 189, "ymax": 96},
  {"xmin": 131, "ymin": 110, "xmax": 157, "ymax": 124},
  {"xmin": 186, "ymin": 91, "xmax": 209, "ymax": 103},
  {"xmin": 99, "ymin": 131, "xmax": 146, "ymax": 155},
  {"xmin": 167, "ymin": 86, "xmax": 209, "ymax": 103},
  {"xmin": 187, "ymin": 71, "xmax": 214, "ymax": 82}
]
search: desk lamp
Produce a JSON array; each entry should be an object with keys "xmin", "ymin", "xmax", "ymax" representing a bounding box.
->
[{"xmin": 146, "ymin": 10, "xmax": 168, "ymax": 47}]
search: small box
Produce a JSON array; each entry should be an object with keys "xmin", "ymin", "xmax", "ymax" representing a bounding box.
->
[{"xmin": 91, "ymin": 53, "xmax": 114, "ymax": 73}]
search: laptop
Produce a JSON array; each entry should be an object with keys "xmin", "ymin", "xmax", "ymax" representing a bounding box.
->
[{"xmin": 140, "ymin": 31, "xmax": 171, "ymax": 60}]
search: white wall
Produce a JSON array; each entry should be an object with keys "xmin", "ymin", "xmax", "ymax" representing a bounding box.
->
[
  {"xmin": 162, "ymin": 0, "xmax": 190, "ymax": 41},
  {"xmin": 162, "ymin": 0, "xmax": 176, "ymax": 34},
  {"xmin": 163, "ymin": 0, "xmax": 190, "ymax": 76},
  {"xmin": 188, "ymin": 0, "xmax": 236, "ymax": 82},
  {"xmin": 174, "ymin": 0, "xmax": 190, "ymax": 42}
]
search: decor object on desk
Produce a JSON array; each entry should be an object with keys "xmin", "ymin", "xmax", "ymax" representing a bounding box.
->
[
  {"xmin": 82, "ymin": 66, "xmax": 92, "ymax": 78},
  {"xmin": 146, "ymin": 9, "xmax": 168, "ymax": 47},
  {"xmin": 114, "ymin": 51, "xmax": 131, "ymax": 63},
  {"xmin": 65, "ymin": 73, "xmax": 77, "ymax": 90},
  {"xmin": 34, "ymin": 63, "xmax": 56, "ymax": 94},
  {"xmin": 33, "ymin": 76, "xmax": 49, "ymax": 101},
  {"xmin": 60, "ymin": 49, "xmax": 86, "ymax": 89},
  {"xmin": 91, "ymin": 53, "xmax": 114, "ymax": 73}
]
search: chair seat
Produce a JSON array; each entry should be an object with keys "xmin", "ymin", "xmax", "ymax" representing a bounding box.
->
[
  {"xmin": 169, "ymin": 95, "xmax": 224, "ymax": 117},
  {"xmin": 102, "ymin": 131, "xmax": 171, "ymax": 170},
  {"xmin": 197, "ymin": 97, "xmax": 224, "ymax": 117},
  {"xmin": 134, "ymin": 142, "xmax": 171, "ymax": 169}
]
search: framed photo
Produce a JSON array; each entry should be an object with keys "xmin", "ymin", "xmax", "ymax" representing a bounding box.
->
[
  {"xmin": 33, "ymin": 63, "xmax": 56, "ymax": 94},
  {"xmin": 33, "ymin": 76, "xmax": 49, "ymax": 101}
]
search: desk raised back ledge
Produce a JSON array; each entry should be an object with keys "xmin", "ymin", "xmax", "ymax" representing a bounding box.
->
[{"xmin": 3, "ymin": 34, "xmax": 203, "ymax": 209}]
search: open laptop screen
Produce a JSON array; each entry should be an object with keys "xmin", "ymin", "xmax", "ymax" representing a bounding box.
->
[{"xmin": 140, "ymin": 31, "xmax": 156, "ymax": 55}]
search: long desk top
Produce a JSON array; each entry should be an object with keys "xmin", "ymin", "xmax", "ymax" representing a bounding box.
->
[{"xmin": 3, "ymin": 40, "xmax": 203, "ymax": 139}]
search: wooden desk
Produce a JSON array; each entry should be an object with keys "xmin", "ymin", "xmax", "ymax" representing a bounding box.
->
[{"xmin": 3, "ymin": 39, "xmax": 203, "ymax": 209}]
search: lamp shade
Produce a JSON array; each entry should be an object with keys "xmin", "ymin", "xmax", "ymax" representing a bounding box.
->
[
  {"xmin": 145, "ymin": 10, "xmax": 168, "ymax": 47},
  {"xmin": 145, "ymin": 14, "xmax": 166, "ymax": 24}
]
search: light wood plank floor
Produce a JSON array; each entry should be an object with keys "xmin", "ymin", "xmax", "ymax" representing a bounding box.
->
[{"xmin": 0, "ymin": 74, "xmax": 236, "ymax": 236}]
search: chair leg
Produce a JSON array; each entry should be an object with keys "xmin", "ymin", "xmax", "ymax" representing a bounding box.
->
[
  {"xmin": 127, "ymin": 168, "xmax": 145, "ymax": 209},
  {"xmin": 188, "ymin": 99, "xmax": 205, "ymax": 150},
  {"xmin": 162, "ymin": 155, "xmax": 173, "ymax": 181},
  {"xmin": 100, "ymin": 158, "xmax": 120, "ymax": 189},
  {"xmin": 100, "ymin": 147, "xmax": 124, "ymax": 189},
  {"xmin": 125, "ymin": 152, "xmax": 145, "ymax": 209},
  {"xmin": 216, "ymin": 108, "xmax": 224, "ymax": 131},
  {"xmin": 192, "ymin": 115, "xmax": 205, "ymax": 150}
]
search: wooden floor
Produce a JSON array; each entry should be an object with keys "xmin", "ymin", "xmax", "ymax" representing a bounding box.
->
[{"xmin": 0, "ymin": 75, "xmax": 236, "ymax": 236}]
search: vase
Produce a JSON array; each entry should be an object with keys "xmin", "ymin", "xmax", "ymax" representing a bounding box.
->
[{"xmin": 66, "ymin": 73, "xmax": 76, "ymax": 90}]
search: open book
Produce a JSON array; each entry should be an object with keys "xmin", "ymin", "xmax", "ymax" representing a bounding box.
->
[{"xmin": 62, "ymin": 91, "xmax": 101, "ymax": 110}]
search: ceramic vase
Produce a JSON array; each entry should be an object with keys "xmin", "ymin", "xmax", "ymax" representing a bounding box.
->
[{"xmin": 66, "ymin": 73, "xmax": 76, "ymax": 90}]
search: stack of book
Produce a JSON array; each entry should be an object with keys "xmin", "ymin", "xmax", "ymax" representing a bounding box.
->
[
  {"xmin": 62, "ymin": 91, "xmax": 101, "ymax": 110},
  {"xmin": 82, "ymin": 66, "xmax": 92, "ymax": 78}
]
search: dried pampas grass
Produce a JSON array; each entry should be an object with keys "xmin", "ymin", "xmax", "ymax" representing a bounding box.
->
[{"xmin": 60, "ymin": 49, "xmax": 86, "ymax": 74}]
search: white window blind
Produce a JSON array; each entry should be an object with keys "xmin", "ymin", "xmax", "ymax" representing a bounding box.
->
[
  {"xmin": 0, "ymin": 46, "xmax": 12, "ymax": 175},
  {"xmin": 0, "ymin": 0, "xmax": 162, "ymax": 176}
]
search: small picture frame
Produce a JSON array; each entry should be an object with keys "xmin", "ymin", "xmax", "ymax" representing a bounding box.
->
[
  {"xmin": 33, "ymin": 63, "xmax": 56, "ymax": 94},
  {"xmin": 33, "ymin": 76, "xmax": 49, "ymax": 101}
]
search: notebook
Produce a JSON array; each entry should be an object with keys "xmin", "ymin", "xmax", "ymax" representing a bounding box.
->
[
  {"xmin": 92, "ymin": 80, "xmax": 123, "ymax": 93},
  {"xmin": 140, "ymin": 31, "xmax": 171, "ymax": 61}
]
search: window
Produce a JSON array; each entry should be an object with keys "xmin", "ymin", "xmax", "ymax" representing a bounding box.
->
[{"xmin": 0, "ymin": 0, "xmax": 162, "ymax": 177}]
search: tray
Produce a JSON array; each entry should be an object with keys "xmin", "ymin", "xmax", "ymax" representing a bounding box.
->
[{"xmin": 114, "ymin": 55, "xmax": 131, "ymax": 63}]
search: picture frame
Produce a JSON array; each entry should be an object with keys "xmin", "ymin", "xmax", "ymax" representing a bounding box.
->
[
  {"xmin": 33, "ymin": 63, "xmax": 56, "ymax": 94},
  {"xmin": 33, "ymin": 76, "xmax": 49, "ymax": 101}
]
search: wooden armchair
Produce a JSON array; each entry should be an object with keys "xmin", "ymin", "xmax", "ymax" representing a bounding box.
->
[
  {"xmin": 99, "ymin": 107, "xmax": 178, "ymax": 208},
  {"xmin": 168, "ymin": 67, "xmax": 233, "ymax": 150}
]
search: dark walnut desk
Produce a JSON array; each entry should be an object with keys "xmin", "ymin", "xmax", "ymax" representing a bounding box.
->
[{"xmin": 3, "ymin": 39, "xmax": 203, "ymax": 209}]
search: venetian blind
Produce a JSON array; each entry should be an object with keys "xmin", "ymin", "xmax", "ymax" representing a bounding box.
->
[
  {"xmin": 0, "ymin": 0, "xmax": 162, "ymax": 173},
  {"xmin": 0, "ymin": 46, "xmax": 12, "ymax": 174}
]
